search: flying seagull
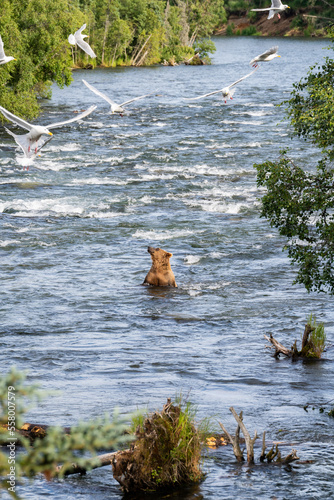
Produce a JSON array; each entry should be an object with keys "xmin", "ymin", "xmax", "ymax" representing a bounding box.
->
[
  {"xmin": 184, "ymin": 67, "xmax": 259, "ymax": 103},
  {"xmin": 82, "ymin": 79, "xmax": 155, "ymax": 115},
  {"xmin": 250, "ymin": 46, "xmax": 281, "ymax": 67},
  {"xmin": 0, "ymin": 105, "xmax": 97, "ymax": 158},
  {"xmin": 68, "ymin": 24, "xmax": 96, "ymax": 58},
  {"xmin": 0, "ymin": 35, "xmax": 15, "ymax": 65},
  {"xmin": 251, "ymin": 0, "xmax": 290, "ymax": 20}
]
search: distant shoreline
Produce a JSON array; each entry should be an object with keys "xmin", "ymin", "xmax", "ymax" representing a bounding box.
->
[
  {"xmin": 215, "ymin": 13, "xmax": 329, "ymax": 38},
  {"xmin": 72, "ymin": 13, "xmax": 330, "ymax": 71}
]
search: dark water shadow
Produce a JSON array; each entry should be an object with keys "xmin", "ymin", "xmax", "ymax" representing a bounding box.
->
[{"xmin": 122, "ymin": 482, "xmax": 203, "ymax": 500}]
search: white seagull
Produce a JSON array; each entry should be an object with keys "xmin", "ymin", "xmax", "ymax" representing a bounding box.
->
[
  {"xmin": 0, "ymin": 105, "xmax": 96, "ymax": 158},
  {"xmin": 0, "ymin": 35, "xmax": 16, "ymax": 65},
  {"xmin": 82, "ymin": 79, "xmax": 154, "ymax": 115},
  {"xmin": 68, "ymin": 24, "xmax": 96, "ymax": 58},
  {"xmin": 250, "ymin": 46, "xmax": 281, "ymax": 67},
  {"xmin": 251, "ymin": 0, "xmax": 290, "ymax": 20},
  {"xmin": 184, "ymin": 67, "xmax": 259, "ymax": 103}
]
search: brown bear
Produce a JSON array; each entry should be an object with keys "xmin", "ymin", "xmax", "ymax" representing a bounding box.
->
[{"xmin": 143, "ymin": 246, "xmax": 177, "ymax": 287}]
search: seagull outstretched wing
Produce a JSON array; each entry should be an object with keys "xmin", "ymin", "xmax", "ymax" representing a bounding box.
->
[
  {"xmin": 68, "ymin": 24, "xmax": 96, "ymax": 58},
  {"xmin": 0, "ymin": 106, "xmax": 33, "ymax": 131},
  {"xmin": 184, "ymin": 67, "xmax": 259, "ymax": 100},
  {"xmin": 120, "ymin": 93, "xmax": 156, "ymax": 107},
  {"xmin": 82, "ymin": 80, "xmax": 117, "ymax": 107},
  {"xmin": 76, "ymin": 38, "xmax": 96, "ymax": 58},
  {"xmin": 46, "ymin": 105, "xmax": 97, "ymax": 129},
  {"xmin": 0, "ymin": 35, "xmax": 5, "ymax": 60}
]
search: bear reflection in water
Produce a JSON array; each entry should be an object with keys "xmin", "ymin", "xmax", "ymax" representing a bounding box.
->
[{"xmin": 143, "ymin": 246, "xmax": 177, "ymax": 287}]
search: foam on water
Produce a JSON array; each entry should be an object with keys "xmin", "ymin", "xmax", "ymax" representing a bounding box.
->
[
  {"xmin": 104, "ymin": 156, "xmax": 125, "ymax": 164},
  {"xmin": 86, "ymin": 121, "xmax": 105, "ymax": 129},
  {"xmin": 133, "ymin": 228, "xmax": 202, "ymax": 240},
  {"xmin": 86, "ymin": 210, "xmax": 121, "ymax": 218},
  {"xmin": 231, "ymin": 110, "xmax": 273, "ymax": 117},
  {"xmin": 48, "ymin": 142, "xmax": 81, "ymax": 152},
  {"xmin": 138, "ymin": 173, "xmax": 177, "ymax": 181},
  {"xmin": 205, "ymin": 142, "xmax": 233, "ymax": 150},
  {"xmin": 68, "ymin": 177, "xmax": 128, "ymax": 186},
  {"xmin": 246, "ymin": 102, "xmax": 275, "ymax": 107},
  {"xmin": 0, "ymin": 197, "xmax": 97, "ymax": 217},
  {"xmin": 184, "ymin": 255, "xmax": 201, "ymax": 264},
  {"xmin": 33, "ymin": 160, "xmax": 72, "ymax": 172},
  {"xmin": 0, "ymin": 239, "xmax": 21, "ymax": 247},
  {"xmin": 16, "ymin": 156, "xmax": 35, "ymax": 169},
  {"xmin": 183, "ymin": 197, "xmax": 249, "ymax": 214},
  {"xmin": 220, "ymin": 119, "xmax": 264, "ymax": 126},
  {"xmin": 152, "ymin": 121, "xmax": 167, "ymax": 127}
]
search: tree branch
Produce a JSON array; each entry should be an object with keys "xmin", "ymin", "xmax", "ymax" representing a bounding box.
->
[{"xmin": 229, "ymin": 407, "xmax": 258, "ymax": 464}]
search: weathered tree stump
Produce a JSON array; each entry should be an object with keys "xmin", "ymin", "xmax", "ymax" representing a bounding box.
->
[
  {"xmin": 112, "ymin": 398, "xmax": 203, "ymax": 493},
  {"xmin": 264, "ymin": 323, "xmax": 317, "ymax": 359}
]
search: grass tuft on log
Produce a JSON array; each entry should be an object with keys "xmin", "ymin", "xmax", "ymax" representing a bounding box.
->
[
  {"xmin": 264, "ymin": 314, "xmax": 327, "ymax": 360},
  {"xmin": 301, "ymin": 314, "xmax": 326, "ymax": 359},
  {"xmin": 112, "ymin": 398, "xmax": 204, "ymax": 493}
]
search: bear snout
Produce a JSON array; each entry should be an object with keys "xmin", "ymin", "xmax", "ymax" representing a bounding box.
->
[{"xmin": 148, "ymin": 246, "xmax": 157, "ymax": 254}]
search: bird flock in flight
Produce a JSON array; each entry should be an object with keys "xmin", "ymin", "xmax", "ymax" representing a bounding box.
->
[{"xmin": 0, "ymin": 0, "xmax": 288, "ymax": 162}]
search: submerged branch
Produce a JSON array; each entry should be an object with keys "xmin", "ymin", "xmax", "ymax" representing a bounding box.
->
[
  {"xmin": 218, "ymin": 418, "xmax": 244, "ymax": 463},
  {"xmin": 55, "ymin": 451, "xmax": 120, "ymax": 477},
  {"xmin": 229, "ymin": 407, "xmax": 258, "ymax": 464}
]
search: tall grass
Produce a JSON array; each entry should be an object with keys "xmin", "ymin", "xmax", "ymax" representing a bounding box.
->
[
  {"xmin": 305, "ymin": 314, "xmax": 326, "ymax": 358},
  {"xmin": 124, "ymin": 398, "xmax": 205, "ymax": 491}
]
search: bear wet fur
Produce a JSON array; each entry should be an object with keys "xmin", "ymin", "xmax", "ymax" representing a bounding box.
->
[{"xmin": 143, "ymin": 246, "xmax": 177, "ymax": 287}]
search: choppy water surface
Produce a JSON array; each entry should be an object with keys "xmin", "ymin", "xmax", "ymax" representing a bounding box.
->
[{"xmin": 1, "ymin": 37, "xmax": 334, "ymax": 499}]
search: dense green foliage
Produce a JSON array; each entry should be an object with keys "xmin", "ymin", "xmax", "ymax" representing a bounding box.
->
[
  {"xmin": 0, "ymin": 367, "xmax": 133, "ymax": 496},
  {"xmin": 284, "ymin": 40, "xmax": 334, "ymax": 157},
  {"xmin": 0, "ymin": 0, "xmax": 83, "ymax": 118},
  {"xmin": 255, "ymin": 152, "xmax": 334, "ymax": 293},
  {"xmin": 255, "ymin": 33, "xmax": 334, "ymax": 294},
  {"xmin": 0, "ymin": 0, "xmax": 225, "ymax": 118},
  {"xmin": 67, "ymin": 0, "xmax": 226, "ymax": 66}
]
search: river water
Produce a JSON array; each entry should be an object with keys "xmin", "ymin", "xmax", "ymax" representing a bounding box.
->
[{"xmin": 1, "ymin": 36, "xmax": 334, "ymax": 499}]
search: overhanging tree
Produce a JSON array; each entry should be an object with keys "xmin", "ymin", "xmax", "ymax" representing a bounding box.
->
[
  {"xmin": 0, "ymin": 0, "xmax": 84, "ymax": 119},
  {"xmin": 254, "ymin": 32, "xmax": 334, "ymax": 294}
]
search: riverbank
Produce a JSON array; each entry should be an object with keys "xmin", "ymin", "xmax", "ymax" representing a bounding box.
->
[{"xmin": 215, "ymin": 12, "xmax": 329, "ymax": 37}]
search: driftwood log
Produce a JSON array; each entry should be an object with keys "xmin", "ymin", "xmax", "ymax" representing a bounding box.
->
[
  {"xmin": 219, "ymin": 407, "xmax": 299, "ymax": 466},
  {"xmin": 55, "ymin": 451, "xmax": 120, "ymax": 477},
  {"xmin": 0, "ymin": 422, "xmax": 72, "ymax": 446},
  {"xmin": 264, "ymin": 324, "xmax": 315, "ymax": 359}
]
